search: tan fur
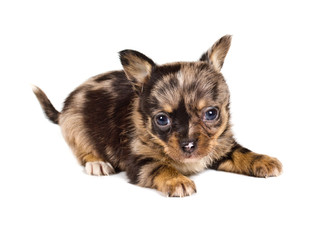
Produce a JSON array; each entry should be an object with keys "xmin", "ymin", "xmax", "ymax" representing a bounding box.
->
[
  {"xmin": 218, "ymin": 151, "xmax": 283, "ymax": 177},
  {"xmin": 197, "ymin": 99, "xmax": 207, "ymax": 111},
  {"xmin": 163, "ymin": 104, "xmax": 173, "ymax": 113},
  {"xmin": 151, "ymin": 165, "xmax": 196, "ymax": 197},
  {"xmin": 211, "ymin": 128, "xmax": 235, "ymax": 159},
  {"xmin": 138, "ymin": 161, "xmax": 197, "ymax": 197},
  {"xmin": 83, "ymin": 153, "xmax": 104, "ymax": 163},
  {"xmin": 59, "ymin": 90, "xmax": 97, "ymax": 165}
]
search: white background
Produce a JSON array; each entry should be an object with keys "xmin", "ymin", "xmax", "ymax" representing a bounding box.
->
[{"xmin": 1, "ymin": 0, "xmax": 328, "ymax": 239}]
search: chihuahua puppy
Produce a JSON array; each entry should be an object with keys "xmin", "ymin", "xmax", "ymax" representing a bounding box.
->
[{"xmin": 33, "ymin": 35, "xmax": 282, "ymax": 197}]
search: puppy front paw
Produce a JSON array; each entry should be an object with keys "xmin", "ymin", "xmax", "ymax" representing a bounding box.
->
[
  {"xmin": 85, "ymin": 161, "xmax": 115, "ymax": 176},
  {"xmin": 156, "ymin": 176, "xmax": 197, "ymax": 197},
  {"xmin": 251, "ymin": 155, "xmax": 283, "ymax": 178}
]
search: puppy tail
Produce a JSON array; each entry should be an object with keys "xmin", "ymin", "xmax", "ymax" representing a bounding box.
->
[{"xmin": 32, "ymin": 85, "xmax": 60, "ymax": 124}]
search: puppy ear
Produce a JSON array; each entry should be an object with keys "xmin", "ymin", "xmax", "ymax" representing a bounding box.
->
[
  {"xmin": 200, "ymin": 35, "xmax": 232, "ymax": 72},
  {"xmin": 119, "ymin": 50, "xmax": 155, "ymax": 92}
]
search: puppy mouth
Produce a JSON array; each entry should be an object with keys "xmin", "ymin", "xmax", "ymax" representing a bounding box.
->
[
  {"xmin": 165, "ymin": 140, "xmax": 210, "ymax": 163},
  {"xmin": 166, "ymin": 149, "xmax": 202, "ymax": 163},
  {"xmin": 179, "ymin": 151, "xmax": 205, "ymax": 163},
  {"xmin": 180, "ymin": 156, "xmax": 203, "ymax": 164},
  {"xmin": 183, "ymin": 152, "xmax": 196, "ymax": 159}
]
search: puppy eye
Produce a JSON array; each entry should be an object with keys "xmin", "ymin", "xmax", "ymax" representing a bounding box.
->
[
  {"xmin": 203, "ymin": 108, "xmax": 218, "ymax": 121},
  {"xmin": 155, "ymin": 113, "xmax": 171, "ymax": 128}
]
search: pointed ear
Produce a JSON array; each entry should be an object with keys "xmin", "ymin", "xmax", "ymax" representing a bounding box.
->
[
  {"xmin": 119, "ymin": 50, "xmax": 155, "ymax": 92},
  {"xmin": 200, "ymin": 35, "xmax": 232, "ymax": 72}
]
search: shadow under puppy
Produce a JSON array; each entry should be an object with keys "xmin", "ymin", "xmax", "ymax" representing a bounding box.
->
[{"xmin": 33, "ymin": 35, "xmax": 282, "ymax": 197}]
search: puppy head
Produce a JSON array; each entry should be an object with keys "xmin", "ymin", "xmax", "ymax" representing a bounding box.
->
[{"xmin": 120, "ymin": 35, "xmax": 232, "ymax": 163}]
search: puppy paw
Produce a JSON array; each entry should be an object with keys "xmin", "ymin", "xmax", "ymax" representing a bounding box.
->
[
  {"xmin": 252, "ymin": 155, "xmax": 283, "ymax": 178},
  {"xmin": 158, "ymin": 176, "xmax": 197, "ymax": 197},
  {"xmin": 85, "ymin": 161, "xmax": 115, "ymax": 176}
]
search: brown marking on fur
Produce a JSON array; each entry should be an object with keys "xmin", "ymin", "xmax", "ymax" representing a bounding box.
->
[
  {"xmin": 197, "ymin": 99, "xmax": 207, "ymax": 111},
  {"xmin": 250, "ymin": 155, "xmax": 282, "ymax": 177},
  {"xmin": 217, "ymin": 146, "xmax": 283, "ymax": 177},
  {"xmin": 150, "ymin": 164, "xmax": 196, "ymax": 197},
  {"xmin": 82, "ymin": 153, "xmax": 105, "ymax": 164},
  {"xmin": 163, "ymin": 104, "xmax": 173, "ymax": 113}
]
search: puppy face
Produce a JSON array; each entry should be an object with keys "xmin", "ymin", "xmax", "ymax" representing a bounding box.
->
[
  {"xmin": 141, "ymin": 63, "xmax": 230, "ymax": 162},
  {"xmin": 120, "ymin": 35, "xmax": 232, "ymax": 163}
]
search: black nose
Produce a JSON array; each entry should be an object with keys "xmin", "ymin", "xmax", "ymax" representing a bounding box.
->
[{"xmin": 181, "ymin": 140, "xmax": 197, "ymax": 154}]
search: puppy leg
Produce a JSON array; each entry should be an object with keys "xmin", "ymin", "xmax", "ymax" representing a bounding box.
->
[
  {"xmin": 211, "ymin": 144, "xmax": 282, "ymax": 177},
  {"xmin": 130, "ymin": 159, "xmax": 196, "ymax": 197},
  {"xmin": 82, "ymin": 153, "xmax": 115, "ymax": 176}
]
